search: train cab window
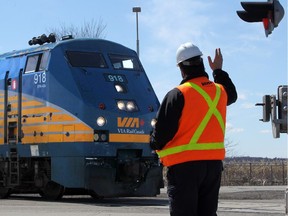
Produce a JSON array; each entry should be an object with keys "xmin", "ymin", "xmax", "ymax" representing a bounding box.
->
[
  {"xmin": 66, "ymin": 51, "xmax": 107, "ymax": 68},
  {"xmin": 25, "ymin": 55, "xmax": 39, "ymax": 73},
  {"xmin": 39, "ymin": 52, "xmax": 50, "ymax": 71},
  {"xmin": 24, "ymin": 51, "xmax": 49, "ymax": 73},
  {"xmin": 109, "ymin": 54, "xmax": 141, "ymax": 71}
]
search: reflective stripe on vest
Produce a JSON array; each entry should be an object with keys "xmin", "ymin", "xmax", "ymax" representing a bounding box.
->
[{"xmin": 157, "ymin": 82, "xmax": 225, "ymax": 158}]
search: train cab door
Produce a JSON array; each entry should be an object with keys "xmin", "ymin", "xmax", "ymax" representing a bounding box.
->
[
  {"xmin": 5, "ymin": 70, "xmax": 23, "ymax": 145},
  {"xmin": 2, "ymin": 71, "xmax": 9, "ymax": 145},
  {"xmin": 4, "ymin": 67, "xmax": 23, "ymax": 186},
  {"xmin": 0, "ymin": 70, "xmax": 15, "ymax": 144}
]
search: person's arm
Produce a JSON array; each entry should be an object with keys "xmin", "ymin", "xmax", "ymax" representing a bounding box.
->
[
  {"xmin": 213, "ymin": 69, "xmax": 237, "ymax": 105},
  {"xmin": 150, "ymin": 88, "xmax": 184, "ymax": 150},
  {"xmin": 208, "ymin": 48, "xmax": 237, "ymax": 105}
]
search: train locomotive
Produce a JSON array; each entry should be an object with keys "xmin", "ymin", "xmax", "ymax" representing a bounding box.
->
[{"xmin": 0, "ymin": 34, "xmax": 163, "ymax": 199}]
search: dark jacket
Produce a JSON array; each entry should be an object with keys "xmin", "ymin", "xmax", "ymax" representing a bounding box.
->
[{"xmin": 150, "ymin": 69, "xmax": 237, "ymax": 150}]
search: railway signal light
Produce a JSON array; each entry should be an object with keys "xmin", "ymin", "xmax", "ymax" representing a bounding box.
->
[
  {"xmin": 256, "ymin": 95, "xmax": 271, "ymax": 122},
  {"xmin": 277, "ymin": 85, "xmax": 288, "ymax": 133},
  {"xmin": 256, "ymin": 85, "xmax": 288, "ymax": 138},
  {"xmin": 237, "ymin": 0, "xmax": 285, "ymax": 37}
]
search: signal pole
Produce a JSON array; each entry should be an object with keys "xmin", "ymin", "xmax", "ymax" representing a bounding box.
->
[{"xmin": 132, "ymin": 7, "xmax": 141, "ymax": 57}]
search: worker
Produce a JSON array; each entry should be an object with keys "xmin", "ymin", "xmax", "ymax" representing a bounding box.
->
[{"xmin": 150, "ymin": 42, "xmax": 237, "ymax": 216}]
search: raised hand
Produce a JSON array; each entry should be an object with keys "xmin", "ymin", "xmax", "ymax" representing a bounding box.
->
[{"xmin": 208, "ymin": 48, "xmax": 223, "ymax": 71}]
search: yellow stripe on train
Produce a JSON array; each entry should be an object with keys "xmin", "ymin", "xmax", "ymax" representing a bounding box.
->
[{"xmin": 109, "ymin": 134, "xmax": 150, "ymax": 143}]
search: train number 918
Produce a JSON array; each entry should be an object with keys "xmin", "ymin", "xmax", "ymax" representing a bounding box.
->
[
  {"xmin": 104, "ymin": 73, "xmax": 127, "ymax": 83},
  {"xmin": 34, "ymin": 72, "xmax": 47, "ymax": 85}
]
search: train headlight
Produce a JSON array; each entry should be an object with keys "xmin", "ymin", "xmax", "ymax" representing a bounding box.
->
[
  {"xmin": 126, "ymin": 101, "xmax": 136, "ymax": 112},
  {"xmin": 94, "ymin": 130, "xmax": 109, "ymax": 142},
  {"xmin": 116, "ymin": 100, "xmax": 138, "ymax": 112},
  {"xmin": 117, "ymin": 101, "xmax": 126, "ymax": 110},
  {"xmin": 96, "ymin": 116, "xmax": 106, "ymax": 127},
  {"xmin": 100, "ymin": 134, "xmax": 107, "ymax": 142},
  {"xmin": 93, "ymin": 133, "xmax": 100, "ymax": 141},
  {"xmin": 151, "ymin": 118, "xmax": 157, "ymax": 128},
  {"xmin": 115, "ymin": 84, "xmax": 126, "ymax": 93}
]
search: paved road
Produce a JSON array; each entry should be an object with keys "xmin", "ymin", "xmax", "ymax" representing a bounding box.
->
[
  {"xmin": 218, "ymin": 186, "xmax": 286, "ymax": 216},
  {"xmin": 0, "ymin": 186, "xmax": 286, "ymax": 216}
]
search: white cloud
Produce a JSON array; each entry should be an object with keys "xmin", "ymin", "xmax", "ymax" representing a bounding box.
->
[
  {"xmin": 228, "ymin": 128, "xmax": 245, "ymax": 133},
  {"xmin": 236, "ymin": 91, "xmax": 266, "ymax": 110},
  {"xmin": 142, "ymin": 0, "xmax": 212, "ymax": 41},
  {"xmin": 241, "ymin": 102, "xmax": 256, "ymax": 109},
  {"xmin": 259, "ymin": 129, "xmax": 272, "ymax": 134},
  {"xmin": 237, "ymin": 91, "xmax": 265, "ymax": 101},
  {"xmin": 140, "ymin": 0, "xmax": 214, "ymax": 64},
  {"xmin": 238, "ymin": 93, "xmax": 247, "ymax": 100},
  {"xmin": 226, "ymin": 122, "xmax": 244, "ymax": 133}
]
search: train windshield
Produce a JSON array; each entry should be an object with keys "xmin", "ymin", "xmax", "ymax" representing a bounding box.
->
[
  {"xmin": 25, "ymin": 51, "xmax": 50, "ymax": 73},
  {"xmin": 66, "ymin": 51, "xmax": 107, "ymax": 68},
  {"xmin": 109, "ymin": 54, "xmax": 141, "ymax": 71}
]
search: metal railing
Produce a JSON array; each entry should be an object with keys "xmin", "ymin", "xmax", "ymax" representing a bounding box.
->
[{"xmin": 221, "ymin": 161, "xmax": 287, "ymax": 186}]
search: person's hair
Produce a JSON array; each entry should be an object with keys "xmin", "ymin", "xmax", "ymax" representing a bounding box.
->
[{"xmin": 178, "ymin": 56, "xmax": 206, "ymax": 76}]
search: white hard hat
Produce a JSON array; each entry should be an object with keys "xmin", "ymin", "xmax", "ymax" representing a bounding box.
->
[{"xmin": 176, "ymin": 42, "xmax": 203, "ymax": 65}]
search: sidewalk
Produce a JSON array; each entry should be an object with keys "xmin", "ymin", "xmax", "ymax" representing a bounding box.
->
[
  {"xmin": 219, "ymin": 186, "xmax": 287, "ymax": 215},
  {"xmin": 160, "ymin": 185, "xmax": 287, "ymax": 199},
  {"xmin": 219, "ymin": 185, "xmax": 286, "ymax": 199}
]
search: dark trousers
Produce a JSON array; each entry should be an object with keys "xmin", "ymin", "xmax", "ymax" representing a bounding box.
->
[{"xmin": 167, "ymin": 160, "xmax": 223, "ymax": 216}]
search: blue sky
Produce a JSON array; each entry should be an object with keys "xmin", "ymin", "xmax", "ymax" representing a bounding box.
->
[{"xmin": 1, "ymin": 0, "xmax": 287, "ymax": 158}]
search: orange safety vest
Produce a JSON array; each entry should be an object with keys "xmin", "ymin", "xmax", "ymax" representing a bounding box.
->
[{"xmin": 157, "ymin": 77, "xmax": 228, "ymax": 167}]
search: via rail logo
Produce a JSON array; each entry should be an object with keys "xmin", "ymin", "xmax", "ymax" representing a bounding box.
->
[{"xmin": 117, "ymin": 117, "xmax": 145, "ymax": 134}]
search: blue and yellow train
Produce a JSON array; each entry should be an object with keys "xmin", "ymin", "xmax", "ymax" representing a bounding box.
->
[{"xmin": 0, "ymin": 34, "xmax": 163, "ymax": 199}]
